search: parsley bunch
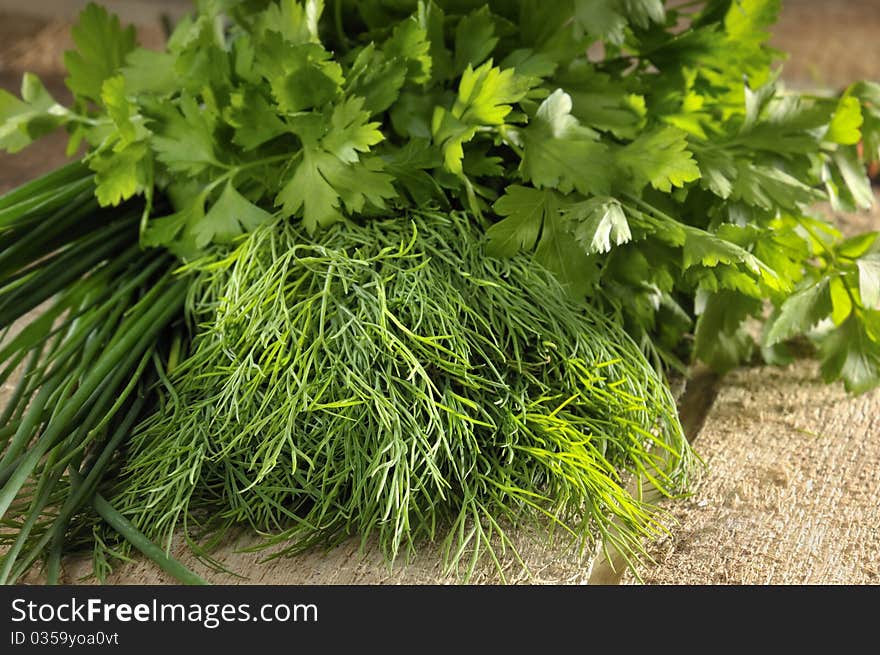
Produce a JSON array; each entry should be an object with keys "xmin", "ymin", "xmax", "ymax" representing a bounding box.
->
[{"xmin": 4, "ymin": 0, "xmax": 877, "ymax": 389}]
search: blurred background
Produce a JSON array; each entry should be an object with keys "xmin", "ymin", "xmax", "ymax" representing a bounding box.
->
[
  {"xmin": 1, "ymin": 0, "xmax": 878, "ymax": 84},
  {"xmin": 1, "ymin": 0, "xmax": 879, "ymax": 191}
]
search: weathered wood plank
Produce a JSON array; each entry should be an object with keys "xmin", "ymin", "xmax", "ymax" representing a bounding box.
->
[
  {"xmin": 53, "ymin": 525, "xmax": 598, "ymax": 586},
  {"xmin": 621, "ymin": 360, "xmax": 880, "ymax": 585}
]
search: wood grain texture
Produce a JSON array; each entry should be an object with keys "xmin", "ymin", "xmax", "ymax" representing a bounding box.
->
[
  {"xmin": 52, "ymin": 525, "xmax": 600, "ymax": 586},
  {"xmin": 770, "ymin": 0, "xmax": 880, "ymax": 90},
  {"xmin": 621, "ymin": 360, "xmax": 880, "ymax": 585}
]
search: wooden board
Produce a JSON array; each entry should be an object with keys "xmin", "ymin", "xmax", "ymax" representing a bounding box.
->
[{"xmin": 622, "ymin": 360, "xmax": 880, "ymax": 584}]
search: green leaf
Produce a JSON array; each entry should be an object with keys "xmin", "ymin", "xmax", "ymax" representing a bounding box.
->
[
  {"xmin": 751, "ymin": 222, "xmax": 811, "ymax": 285},
  {"xmin": 169, "ymin": 15, "xmax": 231, "ymax": 92},
  {"xmin": 837, "ymin": 231, "xmax": 879, "ymax": 259},
  {"xmin": 431, "ymin": 112, "xmax": 474, "ymax": 177},
  {"xmin": 64, "ymin": 2, "xmax": 137, "ymax": 102},
  {"xmin": 725, "ymin": 0, "xmax": 780, "ymax": 43},
  {"xmin": 682, "ymin": 225, "xmax": 786, "ymax": 296},
  {"xmin": 258, "ymin": 0, "xmax": 323, "ymax": 44},
  {"xmin": 225, "ymin": 88, "xmax": 287, "ymax": 150},
  {"xmin": 145, "ymin": 92, "xmax": 219, "ymax": 175},
  {"xmin": 694, "ymin": 290, "xmax": 762, "ymax": 373},
  {"xmin": 573, "ymin": 0, "xmax": 626, "ymax": 44},
  {"xmin": 384, "ymin": 17, "xmax": 432, "ymax": 84},
  {"xmin": 832, "ymin": 148, "xmax": 874, "ymax": 210},
  {"xmin": 857, "ymin": 254, "xmax": 880, "ymax": 309},
  {"xmin": 346, "ymin": 17, "xmax": 433, "ymax": 116},
  {"xmin": 121, "ymin": 49, "xmax": 178, "ymax": 96},
  {"xmin": 694, "ymin": 147, "xmax": 736, "ymax": 199},
  {"xmin": 276, "ymin": 64, "xmax": 341, "ymax": 114},
  {"xmin": 277, "ymin": 150, "xmax": 344, "ymax": 229},
  {"xmin": 433, "ymin": 61, "xmax": 531, "ymax": 177},
  {"xmin": 567, "ymin": 197, "xmax": 632, "ymax": 254},
  {"xmin": 723, "ymin": 0, "xmax": 781, "ymax": 81},
  {"xmin": 454, "ymin": 6, "xmax": 498, "ymax": 72},
  {"xmin": 617, "ymin": 126, "xmax": 701, "ymax": 193},
  {"xmin": 572, "ymin": 0, "xmax": 662, "ymax": 43},
  {"xmin": 321, "ymin": 97, "xmax": 385, "ymax": 164},
  {"xmin": 623, "ymin": 0, "xmax": 666, "ymax": 28},
  {"xmin": 89, "ymin": 141, "xmax": 151, "ymax": 206},
  {"xmin": 390, "ymin": 90, "xmax": 437, "ymax": 139},
  {"xmin": 0, "ymin": 74, "xmax": 70, "ymax": 153},
  {"xmin": 141, "ymin": 191, "xmax": 207, "ymax": 255},
  {"xmin": 347, "ymin": 45, "xmax": 407, "ymax": 117},
  {"xmin": 564, "ymin": 67, "xmax": 647, "ymax": 139},
  {"xmin": 382, "ymin": 139, "xmax": 443, "ymax": 205},
  {"xmin": 486, "ymin": 185, "xmax": 558, "ymax": 256},
  {"xmin": 418, "ymin": 0, "xmax": 454, "ymax": 83},
  {"xmin": 852, "ymin": 82, "xmax": 880, "ymax": 163},
  {"xmin": 520, "ymin": 89, "xmax": 615, "ymax": 196},
  {"xmin": 819, "ymin": 314, "xmax": 880, "ymax": 394},
  {"xmin": 192, "ymin": 182, "xmax": 274, "ymax": 247},
  {"xmin": 683, "ymin": 227, "xmax": 767, "ymax": 275},
  {"xmin": 257, "ymin": 37, "xmax": 344, "ymax": 113},
  {"xmin": 486, "ymin": 185, "xmax": 595, "ymax": 293},
  {"xmin": 764, "ymin": 278, "xmax": 832, "ymax": 346},
  {"xmin": 101, "ymin": 75, "xmax": 136, "ymax": 144},
  {"xmin": 736, "ymin": 94, "xmax": 832, "ymax": 154},
  {"xmin": 827, "ymin": 95, "xmax": 863, "ymax": 145},
  {"xmin": 452, "ymin": 60, "xmax": 532, "ymax": 126},
  {"xmin": 742, "ymin": 81, "xmax": 777, "ymax": 132},
  {"xmin": 279, "ymin": 94, "xmax": 394, "ymax": 231},
  {"xmin": 277, "ymin": 151, "xmax": 394, "ymax": 232},
  {"xmin": 500, "ymin": 48, "xmax": 558, "ymax": 80},
  {"xmin": 516, "ymin": 0, "xmax": 584, "ymax": 64},
  {"xmin": 829, "ymin": 276, "xmax": 853, "ymax": 325},
  {"xmin": 534, "ymin": 208, "xmax": 596, "ymax": 297},
  {"xmin": 730, "ymin": 162, "xmax": 820, "ymax": 210}
]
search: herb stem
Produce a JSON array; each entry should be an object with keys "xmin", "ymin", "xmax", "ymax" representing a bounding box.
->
[{"xmin": 89, "ymin": 483, "xmax": 210, "ymax": 585}]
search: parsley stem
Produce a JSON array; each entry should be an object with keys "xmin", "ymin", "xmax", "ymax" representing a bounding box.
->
[
  {"xmin": 498, "ymin": 126, "xmax": 524, "ymax": 158},
  {"xmin": 799, "ymin": 219, "xmax": 864, "ymax": 310},
  {"xmin": 623, "ymin": 193, "xmax": 679, "ymax": 224},
  {"xmin": 334, "ymin": 0, "xmax": 349, "ymax": 51},
  {"xmin": 204, "ymin": 151, "xmax": 303, "ymax": 198},
  {"xmin": 798, "ymin": 217, "xmax": 840, "ymax": 265},
  {"xmin": 234, "ymin": 151, "xmax": 300, "ymax": 173}
]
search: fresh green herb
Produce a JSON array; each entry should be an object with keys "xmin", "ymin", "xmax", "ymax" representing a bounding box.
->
[
  {"xmin": 1, "ymin": 0, "xmax": 879, "ymax": 583},
  {"xmin": 5, "ymin": 0, "xmax": 875, "ymax": 389},
  {"xmin": 0, "ymin": 166, "xmax": 198, "ymax": 583},
  {"xmin": 108, "ymin": 210, "xmax": 692, "ymax": 578}
]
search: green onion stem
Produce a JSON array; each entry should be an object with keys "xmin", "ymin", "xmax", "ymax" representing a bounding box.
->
[
  {"xmin": 0, "ymin": 161, "xmax": 89, "ymax": 212},
  {"xmin": 53, "ymin": 348, "xmax": 153, "ymax": 475},
  {"xmin": 0, "ymin": 463, "xmax": 64, "ymax": 584},
  {"xmin": 0, "ymin": 176, "xmax": 95, "ymax": 230},
  {"xmin": 0, "ymin": 378, "xmax": 63, "ymax": 481},
  {"xmin": 0, "ymin": 278, "xmax": 187, "ymax": 520},
  {"xmin": 7, "ymin": 360, "xmax": 150, "ymax": 584},
  {"xmin": 0, "ymin": 348, "xmax": 41, "ymax": 445},
  {"xmin": 0, "ymin": 349, "xmax": 27, "ymax": 407},
  {"xmin": 45, "ymin": 393, "xmax": 147, "ymax": 584},
  {"xmin": 90, "ymin": 488, "xmax": 209, "ymax": 586},
  {"xmin": 0, "ymin": 190, "xmax": 98, "ymax": 276},
  {"xmin": 0, "ymin": 220, "xmax": 137, "ymax": 327}
]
